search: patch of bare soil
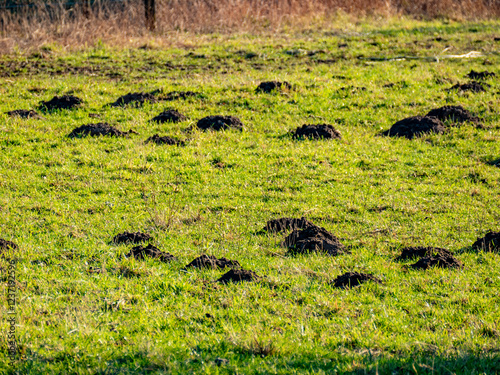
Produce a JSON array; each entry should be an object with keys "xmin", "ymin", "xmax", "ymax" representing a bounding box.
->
[
  {"xmin": 39, "ymin": 95, "xmax": 83, "ymax": 111},
  {"xmin": 466, "ymin": 70, "xmax": 496, "ymax": 80},
  {"xmin": 112, "ymin": 231, "xmax": 152, "ymax": 244},
  {"xmin": 488, "ymin": 158, "xmax": 500, "ymax": 167},
  {"xmin": 409, "ymin": 255, "xmax": 463, "ymax": 270},
  {"xmin": 6, "ymin": 109, "xmax": 44, "ymax": 119},
  {"xmin": 292, "ymin": 124, "xmax": 341, "ymax": 140},
  {"xmin": 263, "ymin": 217, "xmax": 313, "ymax": 233},
  {"xmin": 471, "ymin": 231, "xmax": 500, "ymax": 253},
  {"xmin": 125, "ymin": 244, "xmax": 177, "ymax": 262},
  {"xmin": 0, "ymin": 238, "xmax": 18, "ymax": 252},
  {"xmin": 145, "ymin": 134, "xmax": 185, "ymax": 146},
  {"xmin": 395, "ymin": 246, "xmax": 455, "ymax": 261},
  {"xmin": 381, "ymin": 116, "xmax": 445, "ymax": 139},
  {"xmin": 68, "ymin": 123, "xmax": 134, "ymax": 138},
  {"xmin": 331, "ymin": 272, "xmax": 382, "ymax": 289},
  {"xmin": 283, "ymin": 225, "xmax": 348, "ymax": 256},
  {"xmin": 183, "ymin": 254, "xmax": 240, "ymax": 270},
  {"xmin": 216, "ymin": 269, "xmax": 261, "ymax": 283},
  {"xmin": 151, "ymin": 109, "xmax": 187, "ymax": 123},
  {"xmin": 425, "ymin": 105, "xmax": 480, "ymax": 124},
  {"xmin": 196, "ymin": 115, "xmax": 244, "ymax": 131},
  {"xmin": 256, "ymin": 81, "xmax": 292, "ymax": 93},
  {"xmin": 162, "ymin": 91, "xmax": 201, "ymax": 101},
  {"xmin": 109, "ymin": 92, "xmax": 158, "ymax": 107},
  {"xmin": 449, "ymin": 81, "xmax": 489, "ymax": 92}
]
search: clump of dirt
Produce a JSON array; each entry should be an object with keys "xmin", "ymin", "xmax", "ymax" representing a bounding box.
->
[
  {"xmin": 471, "ymin": 231, "xmax": 500, "ymax": 253},
  {"xmin": 162, "ymin": 91, "xmax": 201, "ymax": 101},
  {"xmin": 409, "ymin": 254, "xmax": 463, "ymax": 270},
  {"xmin": 381, "ymin": 116, "xmax": 445, "ymax": 139},
  {"xmin": 196, "ymin": 115, "xmax": 244, "ymax": 131},
  {"xmin": 395, "ymin": 246, "xmax": 455, "ymax": 261},
  {"xmin": 263, "ymin": 217, "xmax": 313, "ymax": 233},
  {"xmin": 150, "ymin": 109, "xmax": 187, "ymax": 123},
  {"xmin": 109, "ymin": 92, "xmax": 158, "ymax": 107},
  {"xmin": 425, "ymin": 105, "xmax": 480, "ymax": 124},
  {"xmin": 145, "ymin": 134, "xmax": 185, "ymax": 146},
  {"xmin": 68, "ymin": 123, "xmax": 133, "ymax": 138},
  {"xmin": 39, "ymin": 95, "xmax": 83, "ymax": 111},
  {"xmin": 256, "ymin": 81, "xmax": 292, "ymax": 93},
  {"xmin": 183, "ymin": 254, "xmax": 240, "ymax": 270},
  {"xmin": 113, "ymin": 231, "xmax": 152, "ymax": 244},
  {"xmin": 292, "ymin": 124, "xmax": 341, "ymax": 140},
  {"xmin": 125, "ymin": 244, "xmax": 177, "ymax": 262},
  {"xmin": 6, "ymin": 109, "xmax": 44, "ymax": 119},
  {"xmin": 449, "ymin": 81, "xmax": 489, "ymax": 93},
  {"xmin": 0, "ymin": 238, "xmax": 18, "ymax": 252},
  {"xmin": 283, "ymin": 225, "xmax": 348, "ymax": 256},
  {"xmin": 331, "ymin": 272, "xmax": 382, "ymax": 289},
  {"xmin": 488, "ymin": 158, "xmax": 500, "ymax": 167},
  {"xmin": 216, "ymin": 268, "xmax": 261, "ymax": 283},
  {"xmin": 466, "ymin": 70, "xmax": 496, "ymax": 80}
]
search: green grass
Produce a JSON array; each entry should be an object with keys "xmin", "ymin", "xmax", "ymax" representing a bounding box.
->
[{"xmin": 1, "ymin": 18, "xmax": 500, "ymax": 374}]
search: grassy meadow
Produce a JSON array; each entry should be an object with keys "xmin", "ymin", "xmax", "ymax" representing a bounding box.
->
[{"xmin": 1, "ymin": 18, "xmax": 500, "ymax": 374}]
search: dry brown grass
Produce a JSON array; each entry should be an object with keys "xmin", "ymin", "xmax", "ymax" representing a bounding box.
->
[{"xmin": 0, "ymin": 0, "xmax": 499, "ymax": 53}]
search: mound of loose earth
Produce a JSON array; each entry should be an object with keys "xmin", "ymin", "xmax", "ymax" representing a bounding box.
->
[
  {"xmin": 39, "ymin": 95, "xmax": 83, "ymax": 110},
  {"xmin": 283, "ymin": 225, "xmax": 348, "ymax": 256},
  {"xmin": 150, "ymin": 109, "xmax": 187, "ymax": 123},
  {"xmin": 113, "ymin": 231, "xmax": 152, "ymax": 244},
  {"xmin": 256, "ymin": 81, "xmax": 292, "ymax": 93},
  {"xmin": 449, "ymin": 81, "xmax": 489, "ymax": 92},
  {"xmin": 263, "ymin": 217, "xmax": 313, "ymax": 233},
  {"xmin": 471, "ymin": 231, "xmax": 500, "ymax": 253},
  {"xmin": 382, "ymin": 116, "xmax": 445, "ymax": 139},
  {"xmin": 331, "ymin": 272, "xmax": 382, "ymax": 289},
  {"xmin": 162, "ymin": 91, "xmax": 200, "ymax": 101},
  {"xmin": 216, "ymin": 269, "xmax": 261, "ymax": 283},
  {"xmin": 466, "ymin": 70, "xmax": 496, "ymax": 80},
  {"xmin": 183, "ymin": 254, "xmax": 240, "ymax": 270},
  {"xmin": 145, "ymin": 134, "xmax": 185, "ymax": 146},
  {"xmin": 425, "ymin": 105, "xmax": 480, "ymax": 124},
  {"xmin": 293, "ymin": 124, "xmax": 341, "ymax": 140},
  {"xmin": 196, "ymin": 115, "xmax": 244, "ymax": 131},
  {"xmin": 488, "ymin": 158, "xmax": 500, "ymax": 167},
  {"xmin": 109, "ymin": 92, "xmax": 157, "ymax": 107},
  {"xmin": 0, "ymin": 238, "xmax": 18, "ymax": 252},
  {"xmin": 396, "ymin": 246, "xmax": 462, "ymax": 269},
  {"xmin": 126, "ymin": 244, "xmax": 177, "ymax": 262},
  {"xmin": 6, "ymin": 109, "xmax": 44, "ymax": 119},
  {"xmin": 395, "ymin": 246, "xmax": 455, "ymax": 261},
  {"xmin": 68, "ymin": 123, "xmax": 132, "ymax": 138}
]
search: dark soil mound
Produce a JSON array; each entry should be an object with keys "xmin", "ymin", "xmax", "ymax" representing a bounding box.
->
[
  {"xmin": 145, "ymin": 134, "xmax": 185, "ymax": 146},
  {"xmin": 263, "ymin": 217, "xmax": 314, "ymax": 233},
  {"xmin": 471, "ymin": 231, "xmax": 500, "ymax": 253},
  {"xmin": 67, "ymin": 123, "xmax": 131, "ymax": 138},
  {"xmin": 256, "ymin": 81, "xmax": 292, "ymax": 93},
  {"xmin": 283, "ymin": 225, "xmax": 348, "ymax": 256},
  {"xmin": 162, "ymin": 91, "xmax": 200, "ymax": 101},
  {"xmin": 292, "ymin": 124, "xmax": 341, "ymax": 140},
  {"xmin": 382, "ymin": 116, "xmax": 445, "ymax": 139},
  {"xmin": 425, "ymin": 105, "xmax": 480, "ymax": 124},
  {"xmin": 331, "ymin": 272, "xmax": 382, "ymax": 289},
  {"xmin": 110, "ymin": 92, "xmax": 157, "ymax": 107},
  {"xmin": 409, "ymin": 254, "xmax": 463, "ymax": 270},
  {"xmin": 39, "ymin": 95, "xmax": 83, "ymax": 111},
  {"xmin": 395, "ymin": 246, "xmax": 454, "ymax": 261},
  {"xmin": 196, "ymin": 115, "xmax": 244, "ymax": 131},
  {"xmin": 0, "ymin": 238, "xmax": 18, "ymax": 251},
  {"xmin": 125, "ymin": 244, "xmax": 177, "ymax": 262},
  {"xmin": 151, "ymin": 110, "xmax": 187, "ymax": 123},
  {"xmin": 449, "ymin": 81, "xmax": 488, "ymax": 93},
  {"xmin": 113, "ymin": 231, "xmax": 152, "ymax": 244},
  {"xmin": 466, "ymin": 70, "xmax": 496, "ymax": 80},
  {"xmin": 6, "ymin": 109, "xmax": 44, "ymax": 119},
  {"xmin": 488, "ymin": 158, "xmax": 500, "ymax": 167},
  {"xmin": 216, "ymin": 268, "xmax": 261, "ymax": 283},
  {"xmin": 184, "ymin": 254, "xmax": 240, "ymax": 270}
]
